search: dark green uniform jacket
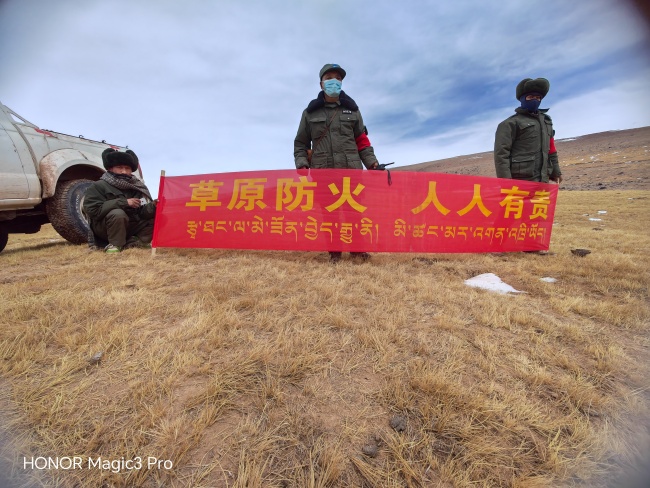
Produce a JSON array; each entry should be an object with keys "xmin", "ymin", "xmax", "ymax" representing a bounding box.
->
[
  {"xmin": 494, "ymin": 108, "xmax": 561, "ymax": 183},
  {"xmin": 294, "ymin": 91, "xmax": 379, "ymax": 170},
  {"xmin": 83, "ymin": 179, "xmax": 156, "ymax": 229}
]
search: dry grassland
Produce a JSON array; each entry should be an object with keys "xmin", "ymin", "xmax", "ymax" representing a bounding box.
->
[{"xmin": 0, "ymin": 190, "xmax": 649, "ymax": 487}]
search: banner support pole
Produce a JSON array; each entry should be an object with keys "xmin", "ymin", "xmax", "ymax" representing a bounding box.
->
[{"xmin": 151, "ymin": 169, "xmax": 165, "ymax": 257}]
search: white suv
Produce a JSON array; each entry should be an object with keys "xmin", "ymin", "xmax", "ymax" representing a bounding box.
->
[{"xmin": 0, "ymin": 101, "xmax": 142, "ymax": 252}]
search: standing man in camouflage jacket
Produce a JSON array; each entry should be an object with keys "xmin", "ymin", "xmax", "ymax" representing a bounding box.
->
[
  {"xmin": 294, "ymin": 63, "xmax": 380, "ymax": 262},
  {"xmin": 494, "ymin": 78, "xmax": 563, "ymax": 184}
]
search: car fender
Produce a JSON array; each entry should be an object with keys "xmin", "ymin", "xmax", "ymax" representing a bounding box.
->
[{"xmin": 39, "ymin": 149, "xmax": 105, "ymax": 198}]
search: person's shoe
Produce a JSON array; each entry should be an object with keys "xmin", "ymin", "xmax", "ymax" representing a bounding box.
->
[
  {"xmin": 104, "ymin": 244, "xmax": 122, "ymax": 253},
  {"xmin": 329, "ymin": 252, "xmax": 342, "ymax": 263},
  {"xmin": 123, "ymin": 236, "xmax": 145, "ymax": 250},
  {"xmin": 350, "ymin": 252, "xmax": 371, "ymax": 261}
]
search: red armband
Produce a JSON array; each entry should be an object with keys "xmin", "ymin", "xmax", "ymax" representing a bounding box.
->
[
  {"xmin": 549, "ymin": 137, "xmax": 557, "ymax": 154},
  {"xmin": 355, "ymin": 133, "xmax": 371, "ymax": 152}
]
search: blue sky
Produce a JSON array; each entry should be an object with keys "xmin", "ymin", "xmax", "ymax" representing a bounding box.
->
[{"xmin": 1, "ymin": 0, "xmax": 649, "ymax": 195}]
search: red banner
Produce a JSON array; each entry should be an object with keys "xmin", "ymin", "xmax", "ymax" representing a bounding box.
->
[{"xmin": 152, "ymin": 169, "xmax": 557, "ymax": 253}]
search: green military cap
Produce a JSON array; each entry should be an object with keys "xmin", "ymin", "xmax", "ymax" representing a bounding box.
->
[
  {"xmin": 319, "ymin": 63, "xmax": 346, "ymax": 80},
  {"xmin": 516, "ymin": 78, "xmax": 550, "ymax": 100}
]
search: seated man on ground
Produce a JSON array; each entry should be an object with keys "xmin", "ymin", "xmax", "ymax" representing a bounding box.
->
[{"xmin": 83, "ymin": 149, "xmax": 157, "ymax": 253}]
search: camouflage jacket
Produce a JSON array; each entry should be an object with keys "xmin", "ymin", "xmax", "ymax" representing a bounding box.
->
[
  {"xmin": 494, "ymin": 108, "xmax": 561, "ymax": 183},
  {"xmin": 294, "ymin": 91, "xmax": 378, "ymax": 170}
]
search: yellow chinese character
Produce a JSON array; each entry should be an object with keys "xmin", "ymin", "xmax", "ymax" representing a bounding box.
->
[
  {"xmin": 411, "ymin": 181, "xmax": 450, "ymax": 215},
  {"xmin": 325, "ymin": 177, "xmax": 367, "ymax": 213},
  {"xmin": 457, "ymin": 184, "xmax": 492, "ymax": 217},
  {"xmin": 530, "ymin": 191, "xmax": 551, "ymax": 220},
  {"xmin": 499, "ymin": 186, "xmax": 530, "ymax": 219},
  {"xmin": 276, "ymin": 177, "xmax": 317, "ymax": 211},
  {"xmin": 227, "ymin": 178, "xmax": 268, "ymax": 211},
  {"xmin": 186, "ymin": 180, "xmax": 224, "ymax": 211}
]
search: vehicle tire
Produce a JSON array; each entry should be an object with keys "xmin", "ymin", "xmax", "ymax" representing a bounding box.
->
[
  {"xmin": 0, "ymin": 227, "xmax": 8, "ymax": 253},
  {"xmin": 46, "ymin": 179, "xmax": 93, "ymax": 245}
]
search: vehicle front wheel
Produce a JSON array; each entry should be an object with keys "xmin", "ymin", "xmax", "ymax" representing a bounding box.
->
[
  {"xmin": 0, "ymin": 226, "xmax": 8, "ymax": 253},
  {"xmin": 46, "ymin": 179, "xmax": 93, "ymax": 245}
]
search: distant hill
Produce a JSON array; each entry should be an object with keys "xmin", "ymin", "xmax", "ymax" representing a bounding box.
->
[{"xmin": 394, "ymin": 126, "xmax": 650, "ymax": 191}]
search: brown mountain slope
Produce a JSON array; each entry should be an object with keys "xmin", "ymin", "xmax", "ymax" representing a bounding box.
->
[{"xmin": 394, "ymin": 126, "xmax": 650, "ymax": 191}]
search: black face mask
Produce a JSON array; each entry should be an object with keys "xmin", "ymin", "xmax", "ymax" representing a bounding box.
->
[{"xmin": 520, "ymin": 95, "xmax": 541, "ymax": 113}]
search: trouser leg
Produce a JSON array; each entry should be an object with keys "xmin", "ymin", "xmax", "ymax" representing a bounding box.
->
[
  {"xmin": 92, "ymin": 209, "xmax": 129, "ymax": 247},
  {"xmin": 127, "ymin": 218, "xmax": 155, "ymax": 244}
]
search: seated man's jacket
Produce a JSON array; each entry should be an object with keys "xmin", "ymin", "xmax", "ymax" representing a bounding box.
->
[{"xmin": 84, "ymin": 179, "xmax": 156, "ymax": 229}]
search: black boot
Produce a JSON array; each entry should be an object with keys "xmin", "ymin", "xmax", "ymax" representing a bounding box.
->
[
  {"xmin": 350, "ymin": 252, "xmax": 371, "ymax": 261},
  {"xmin": 329, "ymin": 252, "xmax": 342, "ymax": 263}
]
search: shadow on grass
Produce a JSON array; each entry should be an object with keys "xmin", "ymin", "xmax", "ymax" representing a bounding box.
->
[{"xmin": 1, "ymin": 240, "xmax": 74, "ymax": 256}]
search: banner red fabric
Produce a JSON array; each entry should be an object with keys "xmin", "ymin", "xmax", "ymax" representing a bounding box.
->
[{"xmin": 152, "ymin": 169, "xmax": 558, "ymax": 253}]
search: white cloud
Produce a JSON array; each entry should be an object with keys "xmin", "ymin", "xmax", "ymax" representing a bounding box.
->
[{"xmin": 551, "ymin": 71, "xmax": 650, "ymax": 136}]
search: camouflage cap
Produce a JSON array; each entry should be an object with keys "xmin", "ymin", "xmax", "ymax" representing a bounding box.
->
[
  {"xmin": 516, "ymin": 78, "xmax": 550, "ymax": 100},
  {"xmin": 319, "ymin": 63, "xmax": 346, "ymax": 80}
]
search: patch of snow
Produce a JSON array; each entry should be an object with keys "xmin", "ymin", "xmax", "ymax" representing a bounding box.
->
[
  {"xmin": 589, "ymin": 218, "xmax": 602, "ymax": 221},
  {"xmin": 557, "ymin": 138, "xmax": 577, "ymax": 142},
  {"xmin": 597, "ymin": 210, "xmax": 607, "ymax": 214},
  {"xmin": 540, "ymin": 277, "xmax": 557, "ymax": 283},
  {"xmin": 464, "ymin": 273, "xmax": 525, "ymax": 295}
]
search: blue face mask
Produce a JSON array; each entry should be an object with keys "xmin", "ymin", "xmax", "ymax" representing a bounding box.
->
[
  {"xmin": 520, "ymin": 95, "xmax": 541, "ymax": 113},
  {"xmin": 323, "ymin": 79, "xmax": 342, "ymax": 97}
]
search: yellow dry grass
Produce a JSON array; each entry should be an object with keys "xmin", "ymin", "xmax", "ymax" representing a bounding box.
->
[{"xmin": 0, "ymin": 190, "xmax": 648, "ymax": 487}]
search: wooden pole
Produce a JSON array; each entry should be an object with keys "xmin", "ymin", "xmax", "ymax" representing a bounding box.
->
[{"xmin": 151, "ymin": 169, "xmax": 165, "ymax": 257}]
